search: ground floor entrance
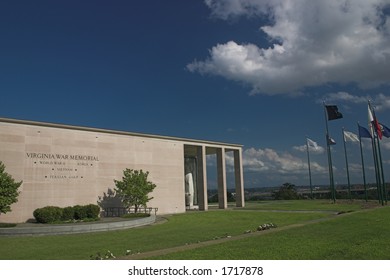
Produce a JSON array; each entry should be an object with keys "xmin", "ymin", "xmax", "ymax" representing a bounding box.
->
[{"xmin": 184, "ymin": 144, "xmax": 245, "ymax": 210}]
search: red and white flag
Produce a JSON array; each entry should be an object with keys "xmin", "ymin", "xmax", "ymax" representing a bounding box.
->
[{"xmin": 368, "ymin": 103, "xmax": 382, "ymax": 140}]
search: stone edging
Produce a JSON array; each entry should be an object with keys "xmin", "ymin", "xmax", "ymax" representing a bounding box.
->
[{"xmin": 0, "ymin": 215, "xmax": 156, "ymax": 236}]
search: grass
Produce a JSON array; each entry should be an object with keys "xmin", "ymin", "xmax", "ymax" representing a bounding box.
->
[
  {"xmin": 242, "ymin": 200, "xmax": 376, "ymax": 212},
  {"xmin": 0, "ymin": 208, "xmax": 328, "ymax": 260},
  {"xmin": 151, "ymin": 206, "xmax": 390, "ymax": 260},
  {"xmin": 0, "ymin": 200, "xmax": 383, "ymax": 260}
]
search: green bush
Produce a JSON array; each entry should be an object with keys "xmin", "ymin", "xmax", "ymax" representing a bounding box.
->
[
  {"xmin": 33, "ymin": 206, "xmax": 63, "ymax": 224},
  {"xmin": 0, "ymin": 223, "xmax": 17, "ymax": 228},
  {"xmin": 85, "ymin": 204, "xmax": 100, "ymax": 219},
  {"xmin": 121, "ymin": 213, "xmax": 150, "ymax": 219},
  {"xmin": 33, "ymin": 204, "xmax": 101, "ymax": 223},
  {"xmin": 62, "ymin": 206, "xmax": 75, "ymax": 221},
  {"xmin": 73, "ymin": 205, "xmax": 88, "ymax": 220}
]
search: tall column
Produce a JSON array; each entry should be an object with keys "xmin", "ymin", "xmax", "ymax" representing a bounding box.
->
[
  {"xmin": 197, "ymin": 145, "xmax": 208, "ymax": 211},
  {"xmin": 234, "ymin": 148, "xmax": 245, "ymax": 207},
  {"xmin": 217, "ymin": 147, "xmax": 227, "ymax": 209}
]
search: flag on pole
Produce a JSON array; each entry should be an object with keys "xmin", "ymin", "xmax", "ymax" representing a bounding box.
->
[
  {"xmin": 323, "ymin": 102, "xmax": 342, "ymax": 203},
  {"xmin": 358, "ymin": 124, "xmax": 372, "ymax": 139},
  {"xmin": 342, "ymin": 128, "xmax": 352, "ymax": 199},
  {"xmin": 380, "ymin": 123, "xmax": 390, "ymax": 138},
  {"xmin": 343, "ymin": 130, "xmax": 359, "ymax": 142},
  {"xmin": 368, "ymin": 101, "xmax": 386, "ymax": 205},
  {"xmin": 368, "ymin": 103, "xmax": 383, "ymax": 139},
  {"xmin": 305, "ymin": 138, "xmax": 313, "ymax": 198},
  {"xmin": 327, "ymin": 135, "xmax": 336, "ymax": 145},
  {"xmin": 325, "ymin": 105, "xmax": 343, "ymax": 120},
  {"xmin": 307, "ymin": 138, "xmax": 322, "ymax": 152}
]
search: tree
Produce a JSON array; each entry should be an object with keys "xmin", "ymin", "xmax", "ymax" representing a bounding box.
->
[
  {"xmin": 0, "ymin": 161, "xmax": 22, "ymax": 214},
  {"xmin": 272, "ymin": 182, "xmax": 300, "ymax": 200},
  {"xmin": 114, "ymin": 169, "xmax": 156, "ymax": 213}
]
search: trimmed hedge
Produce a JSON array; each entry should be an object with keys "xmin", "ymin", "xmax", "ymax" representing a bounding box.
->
[
  {"xmin": 85, "ymin": 204, "xmax": 100, "ymax": 219},
  {"xmin": 73, "ymin": 205, "xmax": 88, "ymax": 220},
  {"xmin": 33, "ymin": 206, "xmax": 63, "ymax": 224},
  {"xmin": 62, "ymin": 206, "xmax": 75, "ymax": 221},
  {"xmin": 33, "ymin": 204, "xmax": 101, "ymax": 224}
]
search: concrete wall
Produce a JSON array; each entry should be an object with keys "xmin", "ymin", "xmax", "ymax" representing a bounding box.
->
[{"xmin": 0, "ymin": 120, "xmax": 186, "ymax": 223}]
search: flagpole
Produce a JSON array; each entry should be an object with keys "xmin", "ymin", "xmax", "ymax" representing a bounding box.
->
[
  {"xmin": 376, "ymin": 136, "xmax": 387, "ymax": 204},
  {"xmin": 373, "ymin": 134, "xmax": 384, "ymax": 205},
  {"xmin": 342, "ymin": 127, "xmax": 352, "ymax": 200},
  {"xmin": 369, "ymin": 100, "xmax": 384, "ymax": 205},
  {"xmin": 357, "ymin": 123, "xmax": 368, "ymax": 202},
  {"xmin": 306, "ymin": 137, "xmax": 313, "ymax": 199},
  {"xmin": 323, "ymin": 102, "xmax": 336, "ymax": 203}
]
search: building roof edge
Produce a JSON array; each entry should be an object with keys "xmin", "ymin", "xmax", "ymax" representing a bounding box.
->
[{"xmin": 0, "ymin": 117, "xmax": 243, "ymax": 148}]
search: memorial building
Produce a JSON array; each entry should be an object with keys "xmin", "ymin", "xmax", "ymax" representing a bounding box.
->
[{"xmin": 0, "ymin": 118, "xmax": 245, "ymax": 223}]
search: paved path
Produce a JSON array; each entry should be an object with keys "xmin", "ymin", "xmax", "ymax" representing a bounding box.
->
[{"xmin": 120, "ymin": 211, "xmax": 354, "ymax": 260}]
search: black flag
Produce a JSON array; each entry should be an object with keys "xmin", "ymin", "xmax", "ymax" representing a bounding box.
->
[{"xmin": 325, "ymin": 105, "xmax": 343, "ymax": 120}]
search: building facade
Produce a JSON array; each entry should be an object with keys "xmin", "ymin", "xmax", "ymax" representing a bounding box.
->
[{"xmin": 0, "ymin": 118, "xmax": 244, "ymax": 223}]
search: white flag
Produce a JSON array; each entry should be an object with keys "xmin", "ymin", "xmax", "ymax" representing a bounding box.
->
[
  {"xmin": 343, "ymin": 130, "xmax": 359, "ymax": 142},
  {"xmin": 307, "ymin": 138, "xmax": 323, "ymax": 152}
]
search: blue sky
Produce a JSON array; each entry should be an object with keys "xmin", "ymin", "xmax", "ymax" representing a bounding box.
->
[{"xmin": 1, "ymin": 0, "xmax": 390, "ymax": 188}]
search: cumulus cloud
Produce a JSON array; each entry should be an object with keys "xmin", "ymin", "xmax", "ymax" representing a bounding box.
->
[
  {"xmin": 240, "ymin": 147, "xmax": 326, "ymax": 174},
  {"xmin": 375, "ymin": 93, "xmax": 390, "ymax": 111},
  {"xmin": 320, "ymin": 92, "xmax": 390, "ymax": 111},
  {"xmin": 323, "ymin": 92, "xmax": 368, "ymax": 104},
  {"xmin": 204, "ymin": 0, "xmax": 268, "ymax": 19},
  {"xmin": 293, "ymin": 138, "xmax": 325, "ymax": 154},
  {"xmin": 382, "ymin": 138, "xmax": 390, "ymax": 150},
  {"xmin": 188, "ymin": 0, "xmax": 390, "ymax": 95}
]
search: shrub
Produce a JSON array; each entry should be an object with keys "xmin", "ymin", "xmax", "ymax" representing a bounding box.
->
[
  {"xmin": 73, "ymin": 205, "xmax": 88, "ymax": 220},
  {"xmin": 85, "ymin": 204, "xmax": 100, "ymax": 219},
  {"xmin": 33, "ymin": 204, "xmax": 101, "ymax": 223},
  {"xmin": 33, "ymin": 206, "xmax": 63, "ymax": 223},
  {"xmin": 121, "ymin": 213, "xmax": 150, "ymax": 219},
  {"xmin": 62, "ymin": 206, "xmax": 75, "ymax": 221},
  {"xmin": 0, "ymin": 223, "xmax": 17, "ymax": 228}
]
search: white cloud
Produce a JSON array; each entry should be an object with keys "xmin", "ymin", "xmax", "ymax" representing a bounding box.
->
[
  {"xmin": 320, "ymin": 92, "xmax": 390, "ymax": 111},
  {"xmin": 204, "ymin": 0, "xmax": 268, "ymax": 19},
  {"xmin": 189, "ymin": 0, "xmax": 390, "ymax": 95},
  {"xmin": 241, "ymin": 147, "xmax": 326, "ymax": 174},
  {"xmin": 293, "ymin": 144, "xmax": 325, "ymax": 154},
  {"xmin": 293, "ymin": 138, "xmax": 325, "ymax": 154},
  {"xmin": 382, "ymin": 138, "xmax": 390, "ymax": 150},
  {"xmin": 375, "ymin": 93, "xmax": 390, "ymax": 111},
  {"xmin": 323, "ymin": 92, "xmax": 368, "ymax": 104}
]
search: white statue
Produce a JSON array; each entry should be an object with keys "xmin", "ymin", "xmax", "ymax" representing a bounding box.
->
[{"xmin": 185, "ymin": 173, "xmax": 194, "ymax": 207}]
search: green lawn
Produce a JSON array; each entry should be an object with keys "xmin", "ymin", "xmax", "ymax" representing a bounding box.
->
[
  {"xmin": 0, "ymin": 200, "xmax": 383, "ymax": 260},
  {"xmin": 151, "ymin": 206, "xmax": 390, "ymax": 260},
  {"xmin": 0, "ymin": 208, "xmax": 329, "ymax": 260},
  {"xmin": 242, "ymin": 200, "xmax": 376, "ymax": 211}
]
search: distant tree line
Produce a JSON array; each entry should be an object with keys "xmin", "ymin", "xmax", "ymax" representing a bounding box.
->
[
  {"xmin": 245, "ymin": 182, "xmax": 390, "ymax": 201},
  {"xmin": 208, "ymin": 192, "xmax": 235, "ymax": 203}
]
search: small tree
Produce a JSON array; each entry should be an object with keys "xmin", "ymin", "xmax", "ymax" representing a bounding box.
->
[
  {"xmin": 114, "ymin": 169, "xmax": 156, "ymax": 213},
  {"xmin": 272, "ymin": 182, "xmax": 300, "ymax": 200},
  {"xmin": 0, "ymin": 161, "xmax": 22, "ymax": 215}
]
